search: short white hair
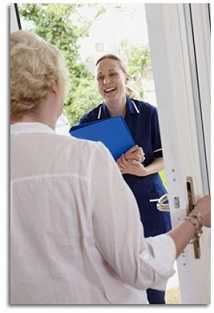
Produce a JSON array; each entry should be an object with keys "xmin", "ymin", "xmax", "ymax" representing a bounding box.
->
[{"xmin": 10, "ymin": 30, "xmax": 69, "ymax": 119}]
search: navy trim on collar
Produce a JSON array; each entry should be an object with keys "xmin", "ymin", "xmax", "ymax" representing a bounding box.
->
[
  {"xmin": 100, "ymin": 96, "xmax": 140, "ymax": 118},
  {"xmin": 126, "ymin": 97, "xmax": 140, "ymax": 114},
  {"xmin": 99, "ymin": 103, "xmax": 111, "ymax": 119}
]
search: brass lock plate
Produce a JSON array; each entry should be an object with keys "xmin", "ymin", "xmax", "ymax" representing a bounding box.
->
[{"xmin": 186, "ymin": 176, "xmax": 201, "ymax": 259}]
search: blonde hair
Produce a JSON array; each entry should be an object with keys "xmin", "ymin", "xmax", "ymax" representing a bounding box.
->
[
  {"xmin": 96, "ymin": 54, "xmax": 128, "ymax": 78},
  {"xmin": 10, "ymin": 30, "xmax": 69, "ymax": 119},
  {"xmin": 96, "ymin": 54, "xmax": 139, "ymax": 98}
]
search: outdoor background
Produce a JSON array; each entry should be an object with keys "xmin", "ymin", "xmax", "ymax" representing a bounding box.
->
[
  {"xmin": 19, "ymin": 3, "xmax": 179, "ymax": 303},
  {"xmin": 19, "ymin": 3, "xmax": 154, "ymax": 126}
]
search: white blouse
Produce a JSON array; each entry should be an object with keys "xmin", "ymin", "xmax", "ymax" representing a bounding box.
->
[{"xmin": 10, "ymin": 122, "xmax": 176, "ymax": 304}]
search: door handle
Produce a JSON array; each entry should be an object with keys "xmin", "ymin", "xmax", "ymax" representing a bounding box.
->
[
  {"xmin": 150, "ymin": 193, "xmax": 170, "ymax": 212},
  {"xmin": 150, "ymin": 177, "xmax": 201, "ymax": 258}
]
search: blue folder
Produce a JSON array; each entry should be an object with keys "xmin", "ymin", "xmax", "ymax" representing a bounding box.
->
[{"xmin": 70, "ymin": 117, "xmax": 135, "ymax": 160}]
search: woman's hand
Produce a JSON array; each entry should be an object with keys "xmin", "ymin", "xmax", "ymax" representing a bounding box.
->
[
  {"xmin": 123, "ymin": 145, "xmax": 145, "ymax": 163},
  {"xmin": 117, "ymin": 154, "xmax": 148, "ymax": 176},
  {"xmin": 194, "ymin": 195, "xmax": 211, "ymax": 227},
  {"xmin": 168, "ymin": 194, "xmax": 211, "ymax": 258}
]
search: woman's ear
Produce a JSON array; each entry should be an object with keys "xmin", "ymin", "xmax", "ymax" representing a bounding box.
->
[{"xmin": 51, "ymin": 81, "xmax": 59, "ymax": 95}]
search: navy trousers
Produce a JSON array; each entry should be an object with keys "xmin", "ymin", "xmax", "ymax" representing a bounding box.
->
[{"xmin": 146, "ymin": 289, "xmax": 166, "ymax": 304}]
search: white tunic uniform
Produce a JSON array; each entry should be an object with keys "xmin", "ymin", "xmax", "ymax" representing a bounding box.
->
[{"xmin": 10, "ymin": 122, "xmax": 176, "ymax": 304}]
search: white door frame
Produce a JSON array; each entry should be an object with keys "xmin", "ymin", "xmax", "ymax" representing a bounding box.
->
[
  {"xmin": 145, "ymin": 3, "xmax": 210, "ymax": 304},
  {"xmin": 10, "ymin": 4, "xmax": 21, "ymax": 32}
]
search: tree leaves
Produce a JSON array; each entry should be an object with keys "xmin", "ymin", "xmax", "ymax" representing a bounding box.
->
[{"xmin": 19, "ymin": 4, "xmax": 151, "ymax": 125}]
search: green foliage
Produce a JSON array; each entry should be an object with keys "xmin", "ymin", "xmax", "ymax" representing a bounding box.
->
[
  {"xmin": 159, "ymin": 169, "xmax": 168, "ymax": 188},
  {"xmin": 128, "ymin": 47, "xmax": 150, "ymax": 77},
  {"xmin": 19, "ymin": 4, "xmax": 151, "ymax": 126},
  {"xmin": 64, "ymin": 75, "xmax": 102, "ymax": 125},
  {"xmin": 19, "ymin": 3, "xmax": 101, "ymax": 126},
  {"xmin": 121, "ymin": 40, "xmax": 151, "ymax": 99}
]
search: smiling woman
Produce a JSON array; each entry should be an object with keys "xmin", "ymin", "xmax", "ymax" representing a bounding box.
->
[
  {"xmin": 77, "ymin": 53, "xmax": 172, "ymax": 304},
  {"xmin": 95, "ymin": 54, "xmax": 128, "ymax": 117},
  {"xmin": 18, "ymin": 3, "xmax": 155, "ymax": 126}
]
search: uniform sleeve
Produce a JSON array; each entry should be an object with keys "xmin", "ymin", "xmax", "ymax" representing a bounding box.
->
[
  {"xmin": 79, "ymin": 113, "xmax": 91, "ymax": 124},
  {"xmin": 151, "ymin": 108, "xmax": 163, "ymax": 159},
  {"xmin": 79, "ymin": 109, "xmax": 98, "ymax": 124},
  {"xmin": 90, "ymin": 143, "xmax": 176, "ymax": 290}
]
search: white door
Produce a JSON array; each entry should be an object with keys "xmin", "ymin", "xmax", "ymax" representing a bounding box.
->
[{"xmin": 145, "ymin": 3, "xmax": 210, "ymax": 304}]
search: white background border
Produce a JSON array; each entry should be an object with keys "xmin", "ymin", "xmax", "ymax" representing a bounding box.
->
[{"xmin": 1, "ymin": 0, "xmax": 213, "ymax": 311}]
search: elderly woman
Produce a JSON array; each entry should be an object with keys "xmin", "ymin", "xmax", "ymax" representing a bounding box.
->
[
  {"xmin": 10, "ymin": 30, "xmax": 210, "ymax": 305},
  {"xmin": 77, "ymin": 53, "xmax": 172, "ymax": 304}
]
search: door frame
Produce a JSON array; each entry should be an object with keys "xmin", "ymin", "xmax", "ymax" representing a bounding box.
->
[
  {"xmin": 10, "ymin": 4, "xmax": 21, "ymax": 32},
  {"xmin": 145, "ymin": 3, "xmax": 210, "ymax": 304}
]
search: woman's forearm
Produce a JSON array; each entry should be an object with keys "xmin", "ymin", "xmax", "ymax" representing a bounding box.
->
[
  {"xmin": 168, "ymin": 221, "xmax": 196, "ymax": 258},
  {"xmin": 168, "ymin": 195, "xmax": 211, "ymax": 258}
]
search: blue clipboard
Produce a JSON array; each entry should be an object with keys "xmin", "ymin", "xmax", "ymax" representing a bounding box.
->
[{"xmin": 70, "ymin": 117, "xmax": 135, "ymax": 160}]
